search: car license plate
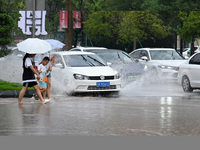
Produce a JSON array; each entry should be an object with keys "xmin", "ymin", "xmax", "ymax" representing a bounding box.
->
[
  {"xmin": 96, "ymin": 82, "xmax": 110, "ymax": 87},
  {"xmin": 128, "ymin": 76, "xmax": 140, "ymax": 81}
]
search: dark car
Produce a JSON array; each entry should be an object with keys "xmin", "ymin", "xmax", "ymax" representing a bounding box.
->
[{"xmin": 81, "ymin": 49, "xmax": 148, "ymax": 86}]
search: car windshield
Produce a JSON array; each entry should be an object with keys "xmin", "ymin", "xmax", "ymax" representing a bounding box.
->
[
  {"xmin": 97, "ymin": 52, "xmax": 133, "ymax": 64},
  {"xmin": 150, "ymin": 50, "xmax": 184, "ymax": 60},
  {"xmin": 63, "ymin": 54, "xmax": 106, "ymax": 67}
]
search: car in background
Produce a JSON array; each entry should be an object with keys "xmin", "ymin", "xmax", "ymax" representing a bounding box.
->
[
  {"xmin": 182, "ymin": 46, "xmax": 200, "ymax": 59},
  {"xmin": 70, "ymin": 46, "xmax": 107, "ymax": 52},
  {"xmin": 71, "ymin": 48, "xmax": 147, "ymax": 86},
  {"xmin": 129, "ymin": 48, "xmax": 187, "ymax": 81},
  {"xmin": 178, "ymin": 53, "xmax": 200, "ymax": 92},
  {"xmin": 50, "ymin": 51, "xmax": 121, "ymax": 95},
  {"xmin": 182, "ymin": 48, "xmax": 190, "ymax": 58}
]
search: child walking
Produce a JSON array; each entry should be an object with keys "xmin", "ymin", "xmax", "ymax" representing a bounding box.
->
[
  {"xmin": 37, "ymin": 57, "xmax": 50, "ymax": 100},
  {"xmin": 18, "ymin": 53, "xmax": 50, "ymax": 104}
]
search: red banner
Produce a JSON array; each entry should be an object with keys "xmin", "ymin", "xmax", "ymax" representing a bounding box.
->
[
  {"xmin": 59, "ymin": 11, "xmax": 68, "ymax": 28},
  {"xmin": 73, "ymin": 11, "xmax": 81, "ymax": 29},
  {"xmin": 59, "ymin": 11, "xmax": 81, "ymax": 29}
]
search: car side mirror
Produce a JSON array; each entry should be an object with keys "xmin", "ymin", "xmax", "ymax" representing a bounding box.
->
[
  {"xmin": 141, "ymin": 56, "xmax": 148, "ymax": 61},
  {"xmin": 54, "ymin": 63, "xmax": 63, "ymax": 68},
  {"xmin": 184, "ymin": 56, "xmax": 189, "ymax": 60}
]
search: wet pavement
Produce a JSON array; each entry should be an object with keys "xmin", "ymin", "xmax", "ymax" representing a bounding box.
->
[{"xmin": 1, "ymin": 83, "xmax": 200, "ymax": 136}]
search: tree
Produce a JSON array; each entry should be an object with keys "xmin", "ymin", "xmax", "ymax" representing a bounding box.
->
[
  {"xmin": 83, "ymin": 11, "xmax": 169, "ymax": 50},
  {"xmin": 0, "ymin": 13, "xmax": 15, "ymax": 49},
  {"xmin": 0, "ymin": 0, "xmax": 26, "ymax": 42},
  {"xmin": 141, "ymin": 0, "xmax": 200, "ymax": 54},
  {"xmin": 83, "ymin": 11, "xmax": 122, "ymax": 48},
  {"xmin": 118, "ymin": 11, "xmax": 169, "ymax": 44},
  {"xmin": 104, "ymin": 0, "xmax": 144, "ymax": 11},
  {"xmin": 179, "ymin": 11, "xmax": 200, "ymax": 55}
]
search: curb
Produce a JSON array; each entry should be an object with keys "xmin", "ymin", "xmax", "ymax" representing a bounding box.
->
[{"xmin": 0, "ymin": 90, "xmax": 35, "ymax": 98}]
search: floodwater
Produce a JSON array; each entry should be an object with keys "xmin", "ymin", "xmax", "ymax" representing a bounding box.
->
[
  {"xmin": 1, "ymin": 54, "xmax": 200, "ymax": 136},
  {"xmin": 1, "ymin": 83, "xmax": 200, "ymax": 136}
]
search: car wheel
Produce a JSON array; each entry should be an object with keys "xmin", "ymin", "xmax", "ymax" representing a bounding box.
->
[
  {"xmin": 150, "ymin": 68, "xmax": 158, "ymax": 77},
  {"xmin": 148, "ymin": 68, "xmax": 159, "ymax": 83},
  {"xmin": 182, "ymin": 75, "xmax": 193, "ymax": 92}
]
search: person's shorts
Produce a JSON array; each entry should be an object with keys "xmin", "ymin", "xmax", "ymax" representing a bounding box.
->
[
  {"xmin": 39, "ymin": 81, "xmax": 47, "ymax": 89},
  {"xmin": 47, "ymin": 72, "xmax": 51, "ymax": 78},
  {"xmin": 23, "ymin": 81, "xmax": 37, "ymax": 87}
]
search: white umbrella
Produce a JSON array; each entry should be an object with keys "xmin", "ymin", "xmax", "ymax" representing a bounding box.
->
[
  {"xmin": 45, "ymin": 39, "xmax": 65, "ymax": 50},
  {"xmin": 17, "ymin": 38, "xmax": 52, "ymax": 54}
]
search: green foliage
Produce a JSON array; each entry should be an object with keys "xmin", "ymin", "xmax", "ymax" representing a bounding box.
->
[
  {"xmin": 1, "ymin": 0, "xmax": 200, "ymax": 49},
  {"xmin": 0, "ymin": 13, "xmax": 15, "ymax": 46},
  {"xmin": 141, "ymin": 0, "xmax": 200, "ymax": 11},
  {"xmin": 84, "ymin": 11, "xmax": 120, "ymax": 39},
  {"xmin": 84, "ymin": 0, "xmax": 105, "ymax": 12},
  {"xmin": 103, "ymin": 0, "xmax": 144, "ymax": 11},
  {"xmin": 118, "ymin": 11, "xmax": 169, "ymax": 43},
  {"xmin": 179, "ymin": 11, "xmax": 200, "ymax": 41},
  {"xmin": 0, "ymin": 49, "xmax": 12, "ymax": 57},
  {"xmin": 83, "ymin": 11, "xmax": 169, "ymax": 48}
]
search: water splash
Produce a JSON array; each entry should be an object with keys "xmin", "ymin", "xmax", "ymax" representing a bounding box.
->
[{"xmin": 0, "ymin": 55, "xmax": 23, "ymax": 83}]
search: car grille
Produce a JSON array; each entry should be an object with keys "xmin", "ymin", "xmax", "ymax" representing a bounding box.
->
[
  {"xmin": 89, "ymin": 76, "xmax": 114, "ymax": 80},
  {"xmin": 87, "ymin": 85, "xmax": 117, "ymax": 90}
]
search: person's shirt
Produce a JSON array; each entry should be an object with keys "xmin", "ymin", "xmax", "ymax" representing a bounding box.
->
[
  {"xmin": 25, "ymin": 57, "xmax": 33, "ymax": 68},
  {"xmin": 23, "ymin": 57, "xmax": 36, "ymax": 82},
  {"xmin": 38, "ymin": 63, "xmax": 47, "ymax": 81},
  {"xmin": 38, "ymin": 63, "xmax": 47, "ymax": 73},
  {"xmin": 37, "ymin": 52, "xmax": 51, "ymax": 70}
]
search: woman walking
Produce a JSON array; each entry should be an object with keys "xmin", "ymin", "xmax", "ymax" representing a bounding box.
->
[{"xmin": 18, "ymin": 53, "xmax": 50, "ymax": 104}]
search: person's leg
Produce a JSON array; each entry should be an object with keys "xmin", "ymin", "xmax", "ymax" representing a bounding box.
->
[
  {"xmin": 33, "ymin": 84, "xmax": 45, "ymax": 103},
  {"xmin": 18, "ymin": 86, "xmax": 28, "ymax": 103},
  {"xmin": 43, "ymin": 88, "xmax": 47, "ymax": 99},
  {"xmin": 47, "ymin": 77, "xmax": 51, "ymax": 99}
]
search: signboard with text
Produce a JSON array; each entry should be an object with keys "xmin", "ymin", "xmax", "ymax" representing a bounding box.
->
[
  {"xmin": 59, "ymin": 11, "xmax": 81, "ymax": 29},
  {"xmin": 73, "ymin": 11, "xmax": 81, "ymax": 29},
  {"xmin": 59, "ymin": 11, "xmax": 68, "ymax": 28},
  {"xmin": 18, "ymin": 11, "xmax": 47, "ymax": 36}
]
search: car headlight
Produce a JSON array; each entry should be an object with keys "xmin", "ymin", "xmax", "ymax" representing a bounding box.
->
[
  {"xmin": 158, "ymin": 65, "xmax": 179, "ymax": 71},
  {"xmin": 115, "ymin": 73, "xmax": 120, "ymax": 79},
  {"xmin": 73, "ymin": 74, "xmax": 89, "ymax": 80},
  {"xmin": 144, "ymin": 65, "xmax": 148, "ymax": 71}
]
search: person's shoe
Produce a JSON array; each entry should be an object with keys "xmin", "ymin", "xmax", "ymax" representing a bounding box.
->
[
  {"xmin": 43, "ymin": 99, "xmax": 51, "ymax": 104},
  {"xmin": 46, "ymin": 98, "xmax": 51, "ymax": 102},
  {"xmin": 32, "ymin": 94, "xmax": 39, "ymax": 100}
]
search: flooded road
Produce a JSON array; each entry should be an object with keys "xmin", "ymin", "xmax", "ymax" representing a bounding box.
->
[{"xmin": 1, "ymin": 83, "xmax": 200, "ymax": 136}]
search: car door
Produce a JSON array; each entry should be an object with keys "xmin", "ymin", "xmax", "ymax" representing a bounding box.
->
[
  {"xmin": 188, "ymin": 53, "xmax": 200, "ymax": 86},
  {"xmin": 130, "ymin": 50, "xmax": 141, "ymax": 60}
]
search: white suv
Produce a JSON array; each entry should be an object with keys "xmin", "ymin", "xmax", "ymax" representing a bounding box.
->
[{"xmin": 129, "ymin": 48, "xmax": 187, "ymax": 81}]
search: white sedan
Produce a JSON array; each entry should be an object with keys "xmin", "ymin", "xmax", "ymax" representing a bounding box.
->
[
  {"xmin": 129, "ymin": 48, "xmax": 187, "ymax": 81},
  {"xmin": 50, "ymin": 51, "xmax": 121, "ymax": 95},
  {"xmin": 178, "ymin": 53, "xmax": 200, "ymax": 92}
]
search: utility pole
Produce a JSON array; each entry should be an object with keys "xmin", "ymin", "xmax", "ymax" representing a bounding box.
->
[
  {"xmin": 66, "ymin": 0, "xmax": 73, "ymax": 50},
  {"xmin": 32, "ymin": 0, "xmax": 35, "ymax": 38}
]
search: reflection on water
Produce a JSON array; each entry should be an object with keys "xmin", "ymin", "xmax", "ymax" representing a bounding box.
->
[
  {"xmin": 17, "ymin": 103, "xmax": 51, "ymax": 135},
  {"xmin": 1, "ymin": 95, "xmax": 200, "ymax": 135},
  {"xmin": 0, "ymin": 102, "xmax": 51, "ymax": 136},
  {"xmin": 160, "ymin": 97, "xmax": 173, "ymax": 133}
]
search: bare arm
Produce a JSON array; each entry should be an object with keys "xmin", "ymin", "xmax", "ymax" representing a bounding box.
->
[{"xmin": 30, "ymin": 65, "xmax": 41, "ymax": 80}]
